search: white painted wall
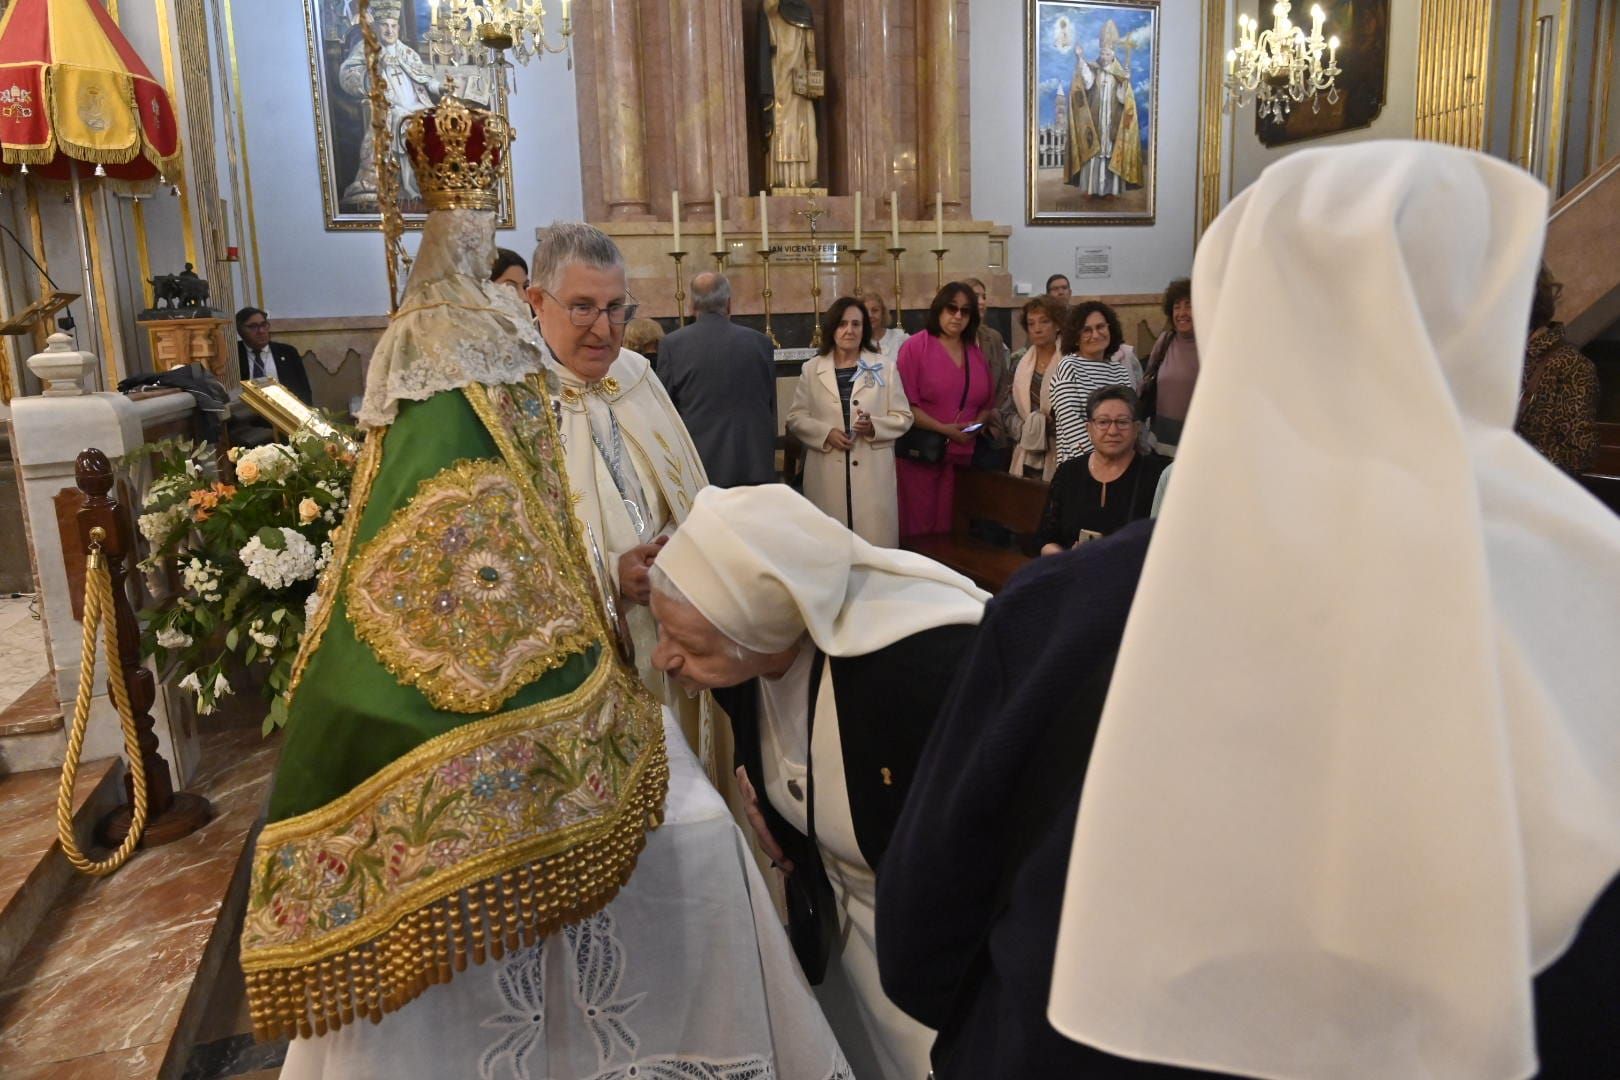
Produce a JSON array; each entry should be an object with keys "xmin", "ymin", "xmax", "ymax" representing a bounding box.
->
[
  {"xmin": 230, "ymin": 7, "xmax": 585, "ymax": 318},
  {"xmin": 970, "ymin": 0, "xmax": 1205, "ymax": 295},
  {"xmin": 1226, "ymin": 0, "xmax": 1423, "ymax": 193}
]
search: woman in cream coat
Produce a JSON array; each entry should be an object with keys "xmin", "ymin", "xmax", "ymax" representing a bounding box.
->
[{"xmin": 788, "ymin": 296, "xmax": 914, "ymax": 547}]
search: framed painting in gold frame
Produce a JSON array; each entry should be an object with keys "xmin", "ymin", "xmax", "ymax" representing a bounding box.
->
[
  {"xmin": 303, "ymin": 0, "xmax": 516, "ymax": 231},
  {"xmin": 1027, "ymin": 0, "xmax": 1160, "ymax": 226}
]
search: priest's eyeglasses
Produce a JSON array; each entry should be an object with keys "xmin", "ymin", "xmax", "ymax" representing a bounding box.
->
[
  {"xmin": 1087, "ymin": 417, "xmax": 1135, "ymax": 429},
  {"xmin": 542, "ymin": 290, "xmax": 640, "ymax": 327}
]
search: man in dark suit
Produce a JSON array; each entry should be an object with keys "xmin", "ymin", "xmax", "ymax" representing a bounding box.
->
[
  {"xmin": 655, "ymin": 272, "xmax": 777, "ymax": 487},
  {"xmin": 236, "ymin": 306, "xmax": 313, "ymax": 405}
]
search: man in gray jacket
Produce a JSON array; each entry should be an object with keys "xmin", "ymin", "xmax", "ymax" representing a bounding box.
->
[{"xmin": 656, "ymin": 272, "xmax": 778, "ymax": 487}]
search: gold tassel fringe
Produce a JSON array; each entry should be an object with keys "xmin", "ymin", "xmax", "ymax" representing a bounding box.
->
[{"xmin": 243, "ymin": 736, "xmax": 670, "ymax": 1042}]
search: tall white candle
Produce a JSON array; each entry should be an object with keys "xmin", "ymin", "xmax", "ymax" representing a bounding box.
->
[
  {"xmin": 759, "ymin": 191, "xmax": 769, "ymax": 250},
  {"xmin": 853, "ymin": 191, "xmax": 863, "ymax": 249},
  {"xmin": 671, "ymin": 190, "xmax": 681, "ymax": 251},
  {"xmin": 934, "ymin": 192, "xmax": 944, "ymax": 249},
  {"xmin": 890, "ymin": 192, "xmax": 900, "ymax": 248},
  {"xmin": 714, "ymin": 190, "xmax": 725, "ymax": 251}
]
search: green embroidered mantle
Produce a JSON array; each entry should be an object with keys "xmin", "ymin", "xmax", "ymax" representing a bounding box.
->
[{"xmin": 241, "ymin": 378, "xmax": 667, "ymax": 1041}]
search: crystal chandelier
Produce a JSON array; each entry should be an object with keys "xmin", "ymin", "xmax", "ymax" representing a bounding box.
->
[
  {"xmin": 1224, "ymin": 2, "xmax": 1341, "ymax": 122},
  {"xmin": 423, "ymin": 0, "xmax": 573, "ymax": 69}
]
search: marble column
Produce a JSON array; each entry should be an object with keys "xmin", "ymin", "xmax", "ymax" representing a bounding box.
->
[
  {"xmin": 600, "ymin": 0, "xmax": 651, "ymax": 220},
  {"xmin": 827, "ymin": 0, "xmax": 897, "ymax": 200},
  {"xmin": 670, "ymin": 0, "xmax": 716, "ymax": 217},
  {"xmin": 920, "ymin": 0, "xmax": 962, "ymax": 216}
]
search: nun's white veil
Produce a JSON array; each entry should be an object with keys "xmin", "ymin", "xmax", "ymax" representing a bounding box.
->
[{"xmin": 1048, "ymin": 142, "xmax": 1620, "ymax": 1079}]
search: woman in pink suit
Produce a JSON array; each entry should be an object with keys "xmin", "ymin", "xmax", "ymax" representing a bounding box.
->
[{"xmin": 895, "ymin": 283, "xmax": 994, "ymax": 538}]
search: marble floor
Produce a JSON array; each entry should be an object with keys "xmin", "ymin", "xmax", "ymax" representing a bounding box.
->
[
  {"xmin": 0, "ymin": 729, "xmax": 281, "ymax": 1079},
  {"xmin": 0, "ymin": 595, "xmax": 50, "ymax": 716}
]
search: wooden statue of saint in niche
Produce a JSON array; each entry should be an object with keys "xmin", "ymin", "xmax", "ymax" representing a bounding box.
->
[{"xmin": 758, "ymin": 0, "xmax": 825, "ymax": 194}]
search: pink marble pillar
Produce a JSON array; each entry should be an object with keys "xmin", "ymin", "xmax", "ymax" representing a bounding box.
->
[
  {"xmin": 669, "ymin": 0, "xmax": 715, "ymax": 217},
  {"xmin": 600, "ymin": 0, "xmax": 651, "ymax": 220},
  {"xmin": 920, "ymin": 0, "xmax": 963, "ymax": 217}
]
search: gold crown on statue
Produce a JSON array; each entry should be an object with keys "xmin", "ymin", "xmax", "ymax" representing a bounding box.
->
[{"xmin": 402, "ymin": 87, "xmax": 514, "ymax": 212}]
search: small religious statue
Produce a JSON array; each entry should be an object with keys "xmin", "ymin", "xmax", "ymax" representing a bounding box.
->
[
  {"xmin": 1064, "ymin": 19, "xmax": 1143, "ymax": 197},
  {"xmin": 758, "ymin": 0, "xmax": 824, "ymax": 194},
  {"xmin": 338, "ymin": 0, "xmax": 440, "ymax": 210}
]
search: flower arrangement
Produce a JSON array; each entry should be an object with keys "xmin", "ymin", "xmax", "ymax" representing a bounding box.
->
[{"xmin": 136, "ymin": 432, "xmax": 357, "ymax": 732}]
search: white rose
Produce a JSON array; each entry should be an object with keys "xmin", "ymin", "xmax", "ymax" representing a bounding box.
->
[{"xmin": 155, "ymin": 626, "xmax": 193, "ymax": 649}]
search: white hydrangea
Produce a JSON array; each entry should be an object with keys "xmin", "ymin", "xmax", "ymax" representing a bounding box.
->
[
  {"xmin": 304, "ymin": 589, "xmax": 322, "ymax": 627},
  {"xmin": 247, "ymin": 619, "xmax": 279, "ymax": 650},
  {"xmin": 239, "ymin": 528, "xmax": 319, "ymax": 590},
  {"xmin": 315, "ymin": 540, "xmax": 335, "ymax": 572},
  {"xmin": 155, "ymin": 626, "xmax": 193, "ymax": 649},
  {"xmin": 138, "ymin": 503, "xmax": 189, "ymax": 547},
  {"xmin": 236, "ymin": 444, "xmax": 298, "ymax": 485},
  {"xmin": 180, "ymin": 558, "xmax": 224, "ymax": 599}
]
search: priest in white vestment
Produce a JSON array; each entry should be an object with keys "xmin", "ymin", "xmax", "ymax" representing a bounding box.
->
[
  {"xmin": 525, "ymin": 223, "xmax": 725, "ymax": 772},
  {"xmin": 649, "ymin": 485, "xmax": 989, "ymax": 1080}
]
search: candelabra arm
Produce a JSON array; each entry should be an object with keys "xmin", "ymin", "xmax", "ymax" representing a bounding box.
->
[
  {"xmin": 848, "ymin": 247, "xmax": 868, "ymax": 298},
  {"xmin": 757, "ymin": 249, "xmax": 781, "ymax": 349},
  {"xmin": 886, "ymin": 247, "xmax": 906, "ymax": 333},
  {"xmin": 670, "ymin": 250, "xmax": 689, "ymax": 328}
]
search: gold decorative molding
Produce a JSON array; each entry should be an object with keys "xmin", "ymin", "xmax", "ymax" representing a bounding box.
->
[
  {"xmin": 1415, "ymin": 0, "xmax": 1493, "ymax": 149},
  {"xmin": 154, "ymin": 0, "xmax": 200, "ymax": 269},
  {"xmin": 1543, "ymin": 0, "xmax": 1573, "ymax": 188},
  {"xmin": 132, "ymin": 200, "xmax": 153, "ymax": 311},
  {"xmin": 1196, "ymin": 0, "xmax": 1225, "ymax": 239},
  {"xmin": 24, "ymin": 178, "xmax": 51, "ymax": 353},
  {"xmin": 83, "ymin": 187, "xmax": 121, "ymax": 388},
  {"xmin": 219, "ymin": 0, "xmax": 264, "ymax": 306},
  {"xmin": 1587, "ymin": 0, "xmax": 1616, "ymax": 169},
  {"xmin": 177, "ymin": 0, "xmax": 233, "ymax": 314}
]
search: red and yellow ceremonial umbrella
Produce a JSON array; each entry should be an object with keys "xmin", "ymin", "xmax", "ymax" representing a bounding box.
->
[{"xmin": 0, "ymin": 0, "xmax": 181, "ymax": 181}]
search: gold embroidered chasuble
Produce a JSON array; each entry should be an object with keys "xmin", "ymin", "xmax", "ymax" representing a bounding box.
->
[{"xmin": 240, "ymin": 211, "xmax": 667, "ymax": 1042}]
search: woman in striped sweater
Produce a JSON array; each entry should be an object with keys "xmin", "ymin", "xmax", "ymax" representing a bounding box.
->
[{"xmin": 1050, "ymin": 300, "xmax": 1135, "ymax": 463}]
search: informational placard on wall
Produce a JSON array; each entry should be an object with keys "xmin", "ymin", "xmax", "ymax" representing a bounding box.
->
[{"xmin": 1075, "ymin": 246, "xmax": 1111, "ymax": 279}]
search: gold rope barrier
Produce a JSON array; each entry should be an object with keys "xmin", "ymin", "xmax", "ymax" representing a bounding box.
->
[{"xmin": 55, "ymin": 526, "xmax": 150, "ymax": 876}]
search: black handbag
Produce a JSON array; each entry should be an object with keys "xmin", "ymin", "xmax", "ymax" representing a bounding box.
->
[{"xmin": 896, "ymin": 349, "xmax": 973, "ymax": 464}]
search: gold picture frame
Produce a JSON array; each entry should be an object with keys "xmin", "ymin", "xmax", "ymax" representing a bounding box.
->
[
  {"xmin": 302, "ymin": 0, "xmax": 516, "ymax": 231},
  {"xmin": 1026, "ymin": 0, "xmax": 1162, "ymax": 226}
]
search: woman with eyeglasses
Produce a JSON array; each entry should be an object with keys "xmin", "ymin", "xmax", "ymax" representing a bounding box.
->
[
  {"xmin": 1036, "ymin": 384, "xmax": 1165, "ymax": 555},
  {"xmin": 787, "ymin": 298, "xmax": 914, "ymax": 547},
  {"xmin": 1050, "ymin": 299, "xmax": 1135, "ymax": 464},
  {"xmin": 894, "ymin": 283, "xmax": 995, "ymax": 539}
]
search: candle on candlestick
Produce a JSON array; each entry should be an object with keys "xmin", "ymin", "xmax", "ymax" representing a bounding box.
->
[
  {"xmin": 714, "ymin": 190, "xmax": 724, "ymax": 251},
  {"xmin": 759, "ymin": 191, "xmax": 769, "ymax": 249},
  {"xmin": 672, "ymin": 190, "xmax": 681, "ymax": 251},
  {"xmin": 430, "ymin": 0, "xmax": 439, "ymax": 25},
  {"xmin": 853, "ymin": 191, "xmax": 862, "ymax": 250},
  {"xmin": 890, "ymin": 192, "xmax": 900, "ymax": 248},
  {"xmin": 934, "ymin": 192, "xmax": 944, "ymax": 250}
]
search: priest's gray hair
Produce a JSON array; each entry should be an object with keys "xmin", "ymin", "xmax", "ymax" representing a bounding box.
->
[
  {"xmin": 648, "ymin": 563, "xmax": 752, "ymax": 662},
  {"xmin": 531, "ymin": 222, "xmax": 626, "ymax": 294},
  {"xmin": 690, "ymin": 272, "xmax": 732, "ymax": 315}
]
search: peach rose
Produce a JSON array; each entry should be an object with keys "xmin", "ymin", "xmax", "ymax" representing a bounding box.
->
[
  {"xmin": 298, "ymin": 497, "xmax": 321, "ymax": 524},
  {"xmin": 236, "ymin": 459, "xmax": 260, "ymax": 484}
]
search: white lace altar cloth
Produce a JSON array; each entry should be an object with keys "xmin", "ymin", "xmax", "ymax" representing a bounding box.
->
[{"xmin": 279, "ymin": 710, "xmax": 852, "ymax": 1080}]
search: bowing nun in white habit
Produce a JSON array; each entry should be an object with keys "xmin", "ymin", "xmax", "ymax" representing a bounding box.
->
[
  {"xmin": 1048, "ymin": 142, "xmax": 1620, "ymax": 1079},
  {"xmin": 649, "ymin": 484, "xmax": 988, "ymax": 1080}
]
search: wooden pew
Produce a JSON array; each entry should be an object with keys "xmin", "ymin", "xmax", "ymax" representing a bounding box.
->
[
  {"xmin": 1578, "ymin": 421, "xmax": 1620, "ymax": 514},
  {"xmin": 904, "ymin": 469, "xmax": 1048, "ymax": 593}
]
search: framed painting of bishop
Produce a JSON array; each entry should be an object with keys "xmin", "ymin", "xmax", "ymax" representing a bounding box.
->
[
  {"xmin": 303, "ymin": 0, "xmax": 515, "ymax": 230},
  {"xmin": 1026, "ymin": 0, "xmax": 1160, "ymax": 225}
]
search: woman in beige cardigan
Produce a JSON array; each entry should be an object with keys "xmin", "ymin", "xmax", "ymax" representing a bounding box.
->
[
  {"xmin": 787, "ymin": 296, "xmax": 914, "ymax": 547},
  {"xmin": 1007, "ymin": 294, "xmax": 1068, "ymax": 481}
]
